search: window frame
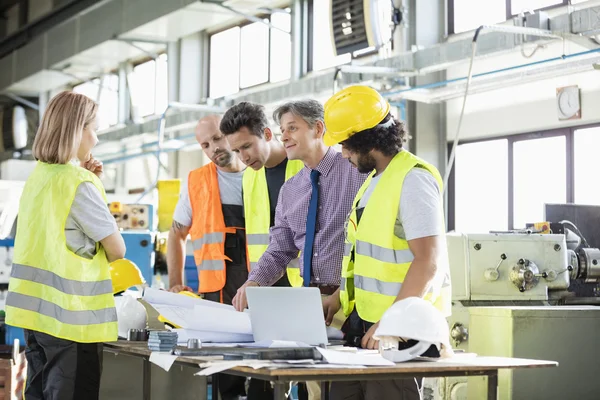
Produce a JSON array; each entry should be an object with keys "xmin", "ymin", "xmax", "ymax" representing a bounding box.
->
[
  {"xmin": 71, "ymin": 73, "xmax": 120, "ymax": 129},
  {"xmin": 208, "ymin": 12, "xmax": 291, "ymax": 98},
  {"xmin": 447, "ymin": 123, "xmax": 600, "ymax": 232},
  {"xmin": 447, "ymin": 0, "xmax": 569, "ymax": 35}
]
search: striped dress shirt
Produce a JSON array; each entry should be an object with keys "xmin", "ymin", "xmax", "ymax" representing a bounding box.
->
[{"xmin": 248, "ymin": 148, "xmax": 368, "ymax": 286}]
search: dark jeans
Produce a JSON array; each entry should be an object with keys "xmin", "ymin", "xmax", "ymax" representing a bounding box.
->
[{"xmin": 24, "ymin": 329, "xmax": 103, "ymax": 400}]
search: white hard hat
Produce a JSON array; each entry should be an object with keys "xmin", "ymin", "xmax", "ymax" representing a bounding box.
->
[
  {"xmin": 374, "ymin": 297, "xmax": 453, "ymax": 362},
  {"xmin": 115, "ymin": 295, "xmax": 147, "ymax": 338}
]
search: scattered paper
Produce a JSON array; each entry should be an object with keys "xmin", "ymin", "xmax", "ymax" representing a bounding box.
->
[
  {"xmin": 153, "ymin": 305, "xmax": 189, "ymax": 328},
  {"xmin": 194, "ymin": 360, "xmax": 272, "ymax": 376},
  {"xmin": 434, "ymin": 353, "xmax": 479, "ymax": 363},
  {"xmin": 143, "ymin": 288, "xmax": 234, "ymax": 311},
  {"xmin": 149, "ymin": 352, "xmax": 178, "ymax": 372},
  {"xmin": 191, "ymin": 305, "xmax": 252, "ymax": 335},
  {"xmin": 268, "ymin": 363, "xmax": 367, "ymax": 369},
  {"xmin": 316, "ymin": 348, "xmax": 395, "ymax": 366},
  {"xmin": 243, "ymin": 340, "xmax": 311, "ymax": 348},
  {"xmin": 324, "ymin": 346, "xmax": 379, "ymax": 354},
  {"xmin": 174, "ymin": 329, "xmax": 253, "ymax": 344}
]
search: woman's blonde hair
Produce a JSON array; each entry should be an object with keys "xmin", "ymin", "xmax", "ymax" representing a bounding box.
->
[{"xmin": 32, "ymin": 91, "xmax": 98, "ymax": 164}]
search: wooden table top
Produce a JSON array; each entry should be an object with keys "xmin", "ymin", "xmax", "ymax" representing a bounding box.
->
[{"xmin": 104, "ymin": 341, "xmax": 558, "ymax": 379}]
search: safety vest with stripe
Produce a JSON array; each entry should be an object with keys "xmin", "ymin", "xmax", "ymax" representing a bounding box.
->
[
  {"xmin": 243, "ymin": 160, "xmax": 304, "ymax": 287},
  {"xmin": 5, "ymin": 162, "xmax": 117, "ymax": 343},
  {"xmin": 188, "ymin": 163, "xmax": 249, "ymax": 294},
  {"xmin": 340, "ymin": 151, "xmax": 452, "ymax": 323}
]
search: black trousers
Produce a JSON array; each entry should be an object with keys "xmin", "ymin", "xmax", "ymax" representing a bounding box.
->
[
  {"xmin": 204, "ymin": 266, "xmax": 304, "ymax": 400},
  {"xmin": 24, "ymin": 329, "xmax": 103, "ymax": 400},
  {"xmin": 330, "ymin": 310, "xmax": 423, "ymax": 400}
]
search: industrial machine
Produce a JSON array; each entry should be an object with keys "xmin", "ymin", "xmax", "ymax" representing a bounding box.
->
[
  {"xmin": 109, "ymin": 202, "xmax": 157, "ymax": 287},
  {"xmin": 429, "ymin": 204, "xmax": 600, "ymax": 400}
]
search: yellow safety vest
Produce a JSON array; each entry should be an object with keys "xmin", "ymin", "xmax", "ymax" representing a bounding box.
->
[
  {"xmin": 243, "ymin": 159, "xmax": 305, "ymax": 287},
  {"xmin": 340, "ymin": 151, "xmax": 452, "ymax": 323},
  {"xmin": 6, "ymin": 162, "xmax": 118, "ymax": 343}
]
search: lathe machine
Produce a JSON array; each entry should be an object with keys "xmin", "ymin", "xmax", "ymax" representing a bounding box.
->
[{"xmin": 430, "ymin": 207, "xmax": 600, "ymax": 400}]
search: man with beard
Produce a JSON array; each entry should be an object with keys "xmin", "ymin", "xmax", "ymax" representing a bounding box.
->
[
  {"xmin": 321, "ymin": 86, "xmax": 452, "ymax": 400},
  {"xmin": 167, "ymin": 115, "xmax": 247, "ymax": 400}
]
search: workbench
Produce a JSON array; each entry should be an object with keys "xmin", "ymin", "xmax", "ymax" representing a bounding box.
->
[{"xmin": 102, "ymin": 341, "xmax": 557, "ymax": 400}]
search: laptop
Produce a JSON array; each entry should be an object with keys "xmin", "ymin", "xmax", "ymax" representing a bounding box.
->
[{"xmin": 246, "ymin": 287, "xmax": 329, "ymax": 347}]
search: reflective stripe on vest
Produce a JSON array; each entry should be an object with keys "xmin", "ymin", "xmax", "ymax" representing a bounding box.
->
[
  {"xmin": 355, "ymin": 240, "xmax": 414, "ymax": 264},
  {"xmin": 188, "ymin": 163, "xmax": 243, "ymax": 294},
  {"xmin": 243, "ymin": 160, "xmax": 304, "ymax": 286},
  {"xmin": 5, "ymin": 162, "xmax": 117, "ymax": 342},
  {"xmin": 192, "ymin": 232, "xmax": 224, "ymax": 251},
  {"xmin": 11, "ymin": 264, "xmax": 113, "ymax": 296},
  {"xmin": 339, "ymin": 151, "xmax": 452, "ymax": 323},
  {"xmin": 197, "ymin": 259, "xmax": 225, "ymax": 271},
  {"xmin": 6, "ymin": 292, "xmax": 117, "ymax": 325},
  {"xmin": 353, "ymin": 274, "xmax": 451, "ymax": 297},
  {"xmin": 246, "ymin": 233, "xmax": 270, "ymax": 246},
  {"xmin": 344, "ymin": 242, "xmax": 352, "ymax": 257}
]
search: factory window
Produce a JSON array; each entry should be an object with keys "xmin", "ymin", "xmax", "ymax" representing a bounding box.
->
[
  {"xmin": 512, "ymin": 135, "xmax": 566, "ymax": 229},
  {"xmin": 574, "ymin": 127, "xmax": 600, "ymax": 206},
  {"xmin": 449, "ymin": 0, "xmax": 568, "ymax": 34},
  {"xmin": 73, "ymin": 74, "xmax": 119, "ymax": 130},
  {"xmin": 129, "ymin": 54, "xmax": 169, "ymax": 117},
  {"xmin": 449, "ymin": 126, "xmax": 600, "ymax": 233},
  {"xmin": 240, "ymin": 22, "xmax": 270, "ymax": 88},
  {"xmin": 453, "ymin": 139, "xmax": 509, "ymax": 233},
  {"xmin": 209, "ymin": 27, "xmax": 241, "ymax": 99},
  {"xmin": 509, "ymin": 0, "xmax": 565, "ymax": 16},
  {"xmin": 209, "ymin": 11, "xmax": 292, "ymax": 99},
  {"xmin": 270, "ymin": 12, "xmax": 292, "ymax": 83},
  {"xmin": 449, "ymin": 0, "xmax": 507, "ymax": 34}
]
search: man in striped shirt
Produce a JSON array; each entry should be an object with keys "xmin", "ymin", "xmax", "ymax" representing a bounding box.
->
[{"xmin": 232, "ymin": 99, "xmax": 368, "ymax": 311}]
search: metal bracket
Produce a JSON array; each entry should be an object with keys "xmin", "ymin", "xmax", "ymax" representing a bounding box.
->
[
  {"xmin": 0, "ymin": 92, "xmax": 39, "ymax": 110},
  {"xmin": 203, "ymin": 0, "xmax": 290, "ymax": 34}
]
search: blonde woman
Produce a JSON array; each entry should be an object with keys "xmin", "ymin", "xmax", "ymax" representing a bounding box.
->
[{"xmin": 5, "ymin": 91, "xmax": 125, "ymax": 400}]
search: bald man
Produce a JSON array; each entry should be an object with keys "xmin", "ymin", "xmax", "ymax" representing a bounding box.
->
[
  {"xmin": 167, "ymin": 115, "xmax": 248, "ymax": 399},
  {"xmin": 168, "ymin": 115, "xmax": 247, "ymax": 300}
]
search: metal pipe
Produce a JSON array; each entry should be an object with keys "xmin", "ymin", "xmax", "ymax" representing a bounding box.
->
[
  {"xmin": 562, "ymin": 297, "xmax": 600, "ymax": 306},
  {"xmin": 339, "ymin": 65, "xmax": 418, "ymax": 76},
  {"xmin": 2, "ymin": 93, "xmax": 39, "ymax": 110},
  {"xmin": 203, "ymin": 0, "xmax": 290, "ymax": 34},
  {"xmin": 118, "ymin": 39, "xmax": 160, "ymax": 60},
  {"xmin": 132, "ymin": 101, "xmax": 225, "ymax": 201},
  {"xmin": 138, "ymin": 132, "xmax": 196, "ymax": 150},
  {"xmin": 101, "ymin": 143, "xmax": 194, "ymax": 165},
  {"xmin": 383, "ymin": 46, "xmax": 600, "ymax": 98}
]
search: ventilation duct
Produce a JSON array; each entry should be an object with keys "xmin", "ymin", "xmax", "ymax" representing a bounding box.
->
[
  {"xmin": 0, "ymin": 106, "xmax": 28, "ymax": 151},
  {"xmin": 330, "ymin": 0, "xmax": 391, "ymax": 56}
]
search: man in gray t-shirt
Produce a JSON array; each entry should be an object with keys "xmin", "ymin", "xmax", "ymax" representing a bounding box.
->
[
  {"xmin": 167, "ymin": 115, "xmax": 247, "ymax": 300},
  {"xmin": 322, "ymin": 86, "xmax": 451, "ymax": 400}
]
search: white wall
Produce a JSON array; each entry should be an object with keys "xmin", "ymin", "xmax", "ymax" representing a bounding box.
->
[{"xmin": 446, "ymin": 41, "xmax": 600, "ymax": 141}]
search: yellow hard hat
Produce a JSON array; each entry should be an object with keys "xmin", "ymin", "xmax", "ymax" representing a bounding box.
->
[
  {"xmin": 110, "ymin": 259, "xmax": 146, "ymax": 294},
  {"xmin": 323, "ymin": 85, "xmax": 390, "ymax": 147}
]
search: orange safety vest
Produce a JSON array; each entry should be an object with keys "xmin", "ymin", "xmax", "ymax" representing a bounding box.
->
[{"xmin": 188, "ymin": 163, "xmax": 249, "ymax": 296}]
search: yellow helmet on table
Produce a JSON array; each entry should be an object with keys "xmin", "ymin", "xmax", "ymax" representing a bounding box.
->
[
  {"xmin": 110, "ymin": 259, "xmax": 146, "ymax": 294},
  {"xmin": 323, "ymin": 85, "xmax": 390, "ymax": 147}
]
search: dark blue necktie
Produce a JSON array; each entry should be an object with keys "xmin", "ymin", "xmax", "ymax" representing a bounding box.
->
[{"xmin": 303, "ymin": 169, "xmax": 321, "ymax": 287}]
